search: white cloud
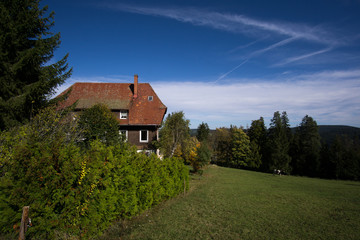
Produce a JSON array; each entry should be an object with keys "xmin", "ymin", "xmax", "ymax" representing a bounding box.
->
[
  {"xmin": 55, "ymin": 69, "xmax": 360, "ymax": 128},
  {"xmin": 151, "ymin": 69, "xmax": 360, "ymax": 128}
]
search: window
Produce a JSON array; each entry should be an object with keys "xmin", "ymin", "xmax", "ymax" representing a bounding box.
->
[
  {"xmin": 148, "ymin": 96, "xmax": 153, "ymax": 101},
  {"xmin": 140, "ymin": 130, "xmax": 148, "ymax": 143},
  {"xmin": 120, "ymin": 110, "xmax": 128, "ymax": 119},
  {"xmin": 119, "ymin": 130, "xmax": 128, "ymax": 141}
]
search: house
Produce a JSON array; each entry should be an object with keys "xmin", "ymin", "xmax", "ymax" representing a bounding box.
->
[{"xmin": 57, "ymin": 75, "xmax": 167, "ymax": 154}]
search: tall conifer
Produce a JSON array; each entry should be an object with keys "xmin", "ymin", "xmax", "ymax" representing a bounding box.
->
[
  {"xmin": 267, "ymin": 111, "xmax": 292, "ymax": 172},
  {"xmin": 291, "ymin": 115, "xmax": 321, "ymax": 176},
  {"xmin": 0, "ymin": 0, "xmax": 71, "ymax": 130}
]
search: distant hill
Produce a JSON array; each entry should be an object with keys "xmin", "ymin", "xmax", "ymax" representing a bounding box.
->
[
  {"xmin": 190, "ymin": 125, "xmax": 360, "ymax": 145},
  {"xmin": 317, "ymin": 125, "xmax": 360, "ymax": 144}
]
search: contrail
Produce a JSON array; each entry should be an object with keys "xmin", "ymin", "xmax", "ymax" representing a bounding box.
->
[
  {"xmin": 274, "ymin": 47, "xmax": 333, "ymax": 66},
  {"xmin": 217, "ymin": 59, "xmax": 249, "ymax": 81}
]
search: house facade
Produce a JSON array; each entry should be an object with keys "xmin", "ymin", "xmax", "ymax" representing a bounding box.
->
[{"xmin": 58, "ymin": 75, "xmax": 167, "ymax": 154}]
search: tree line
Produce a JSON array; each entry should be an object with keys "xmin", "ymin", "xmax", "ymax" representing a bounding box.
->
[
  {"xmin": 155, "ymin": 110, "xmax": 360, "ymax": 181},
  {"xmin": 208, "ymin": 111, "xmax": 360, "ymax": 180}
]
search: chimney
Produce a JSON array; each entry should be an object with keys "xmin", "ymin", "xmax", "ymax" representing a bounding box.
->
[{"xmin": 133, "ymin": 74, "xmax": 138, "ymax": 99}]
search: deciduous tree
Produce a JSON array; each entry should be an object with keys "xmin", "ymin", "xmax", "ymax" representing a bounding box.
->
[
  {"xmin": 230, "ymin": 126, "xmax": 251, "ymax": 168},
  {"xmin": 158, "ymin": 111, "xmax": 190, "ymax": 158}
]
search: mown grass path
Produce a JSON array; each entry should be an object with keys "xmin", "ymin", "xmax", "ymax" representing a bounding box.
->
[{"xmin": 100, "ymin": 165, "xmax": 360, "ymax": 240}]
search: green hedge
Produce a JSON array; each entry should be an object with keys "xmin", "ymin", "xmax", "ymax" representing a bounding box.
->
[{"xmin": 0, "ymin": 108, "xmax": 189, "ymax": 239}]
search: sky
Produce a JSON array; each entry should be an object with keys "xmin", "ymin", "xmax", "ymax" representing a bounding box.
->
[{"xmin": 49, "ymin": 0, "xmax": 360, "ymax": 129}]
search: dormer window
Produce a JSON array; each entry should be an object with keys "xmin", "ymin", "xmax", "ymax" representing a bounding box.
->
[
  {"xmin": 148, "ymin": 96, "xmax": 153, "ymax": 101},
  {"xmin": 120, "ymin": 110, "xmax": 128, "ymax": 119}
]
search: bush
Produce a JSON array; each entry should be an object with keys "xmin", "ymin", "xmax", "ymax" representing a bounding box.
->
[
  {"xmin": 77, "ymin": 104, "xmax": 122, "ymax": 146},
  {"xmin": 0, "ymin": 107, "xmax": 189, "ymax": 239}
]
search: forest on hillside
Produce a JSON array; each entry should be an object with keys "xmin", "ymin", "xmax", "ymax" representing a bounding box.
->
[
  {"xmin": 167, "ymin": 111, "xmax": 360, "ymax": 181},
  {"xmin": 201, "ymin": 113, "xmax": 360, "ymax": 180}
]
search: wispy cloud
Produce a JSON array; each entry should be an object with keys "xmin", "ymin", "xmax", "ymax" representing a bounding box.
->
[
  {"xmin": 106, "ymin": 4, "xmax": 337, "ymax": 45},
  {"xmin": 217, "ymin": 60, "xmax": 248, "ymax": 81},
  {"xmin": 218, "ymin": 37, "xmax": 297, "ymax": 80},
  {"xmin": 228, "ymin": 37, "xmax": 267, "ymax": 53},
  {"xmin": 249, "ymin": 37, "xmax": 298, "ymax": 57},
  {"xmin": 104, "ymin": 4, "xmax": 341, "ymax": 77},
  {"xmin": 274, "ymin": 47, "xmax": 334, "ymax": 66}
]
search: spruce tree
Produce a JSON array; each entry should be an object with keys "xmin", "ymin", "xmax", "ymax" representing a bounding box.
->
[
  {"xmin": 0, "ymin": 0, "xmax": 72, "ymax": 130},
  {"xmin": 196, "ymin": 122, "xmax": 210, "ymax": 142},
  {"xmin": 267, "ymin": 111, "xmax": 292, "ymax": 173},
  {"xmin": 248, "ymin": 117, "xmax": 267, "ymax": 169},
  {"xmin": 291, "ymin": 115, "xmax": 321, "ymax": 176}
]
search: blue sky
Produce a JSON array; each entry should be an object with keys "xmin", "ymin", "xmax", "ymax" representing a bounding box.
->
[{"xmin": 50, "ymin": 0, "xmax": 360, "ymax": 129}]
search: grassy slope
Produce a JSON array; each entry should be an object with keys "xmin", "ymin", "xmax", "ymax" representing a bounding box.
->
[{"xmin": 100, "ymin": 166, "xmax": 360, "ymax": 240}]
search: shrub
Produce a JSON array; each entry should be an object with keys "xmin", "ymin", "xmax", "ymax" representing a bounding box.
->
[
  {"xmin": 0, "ymin": 107, "xmax": 189, "ymax": 239},
  {"xmin": 77, "ymin": 103, "xmax": 122, "ymax": 147}
]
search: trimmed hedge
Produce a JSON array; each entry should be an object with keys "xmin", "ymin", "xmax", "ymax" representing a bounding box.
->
[{"xmin": 0, "ymin": 108, "xmax": 189, "ymax": 239}]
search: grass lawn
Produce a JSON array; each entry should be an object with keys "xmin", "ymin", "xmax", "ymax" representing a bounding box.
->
[{"xmin": 99, "ymin": 165, "xmax": 360, "ymax": 240}]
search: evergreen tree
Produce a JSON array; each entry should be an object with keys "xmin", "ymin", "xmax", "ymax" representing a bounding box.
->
[
  {"xmin": 267, "ymin": 111, "xmax": 292, "ymax": 173},
  {"xmin": 248, "ymin": 117, "xmax": 267, "ymax": 147},
  {"xmin": 0, "ymin": 0, "xmax": 71, "ymax": 130},
  {"xmin": 248, "ymin": 140, "xmax": 262, "ymax": 169},
  {"xmin": 213, "ymin": 127, "xmax": 232, "ymax": 166},
  {"xmin": 195, "ymin": 141, "xmax": 211, "ymax": 172},
  {"xmin": 329, "ymin": 135, "xmax": 360, "ymax": 180},
  {"xmin": 319, "ymin": 141, "xmax": 335, "ymax": 178},
  {"xmin": 291, "ymin": 115, "xmax": 321, "ymax": 176},
  {"xmin": 196, "ymin": 122, "xmax": 210, "ymax": 142},
  {"xmin": 248, "ymin": 117, "xmax": 267, "ymax": 169}
]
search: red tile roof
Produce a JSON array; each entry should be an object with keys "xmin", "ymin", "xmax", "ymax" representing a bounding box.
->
[{"xmin": 57, "ymin": 82, "xmax": 167, "ymax": 126}]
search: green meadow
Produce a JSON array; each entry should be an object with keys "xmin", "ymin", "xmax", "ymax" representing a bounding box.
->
[{"xmin": 100, "ymin": 165, "xmax": 360, "ymax": 240}]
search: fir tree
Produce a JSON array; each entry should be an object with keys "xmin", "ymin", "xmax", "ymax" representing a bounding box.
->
[
  {"xmin": 291, "ymin": 115, "xmax": 321, "ymax": 176},
  {"xmin": 248, "ymin": 117, "xmax": 267, "ymax": 169},
  {"xmin": 196, "ymin": 122, "xmax": 210, "ymax": 142},
  {"xmin": 267, "ymin": 111, "xmax": 292, "ymax": 172},
  {"xmin": 0, "ymin": 0, "xmax": 72, "ymax": 130}
]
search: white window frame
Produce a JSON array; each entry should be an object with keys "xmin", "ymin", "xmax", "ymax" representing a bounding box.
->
[
  {"xmin": 120, "ymin": 110, "xmax": 128, "ymax": 119},
  {"xmin": 148, "ymin": 96, "xmax": 153, "ymax": 101},
  {"xmin": 139, "ymin": 130, "xmax": 149, "ymax": 143},
  {"xmin": 119, "ymin": 130, "xmax": 128, "ymax": 141}
]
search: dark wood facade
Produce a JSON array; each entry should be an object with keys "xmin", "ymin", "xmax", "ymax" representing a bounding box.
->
[{"xmin": 120, "ymin": 125, "xmax": 159, "ymax": 152}]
